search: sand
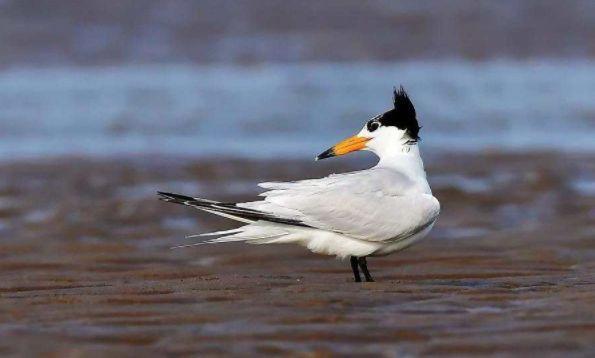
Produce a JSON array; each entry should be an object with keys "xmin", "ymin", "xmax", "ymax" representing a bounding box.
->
[{"xmin": 0, "ymin": 152, "xmax": 593, "ymax": 356}]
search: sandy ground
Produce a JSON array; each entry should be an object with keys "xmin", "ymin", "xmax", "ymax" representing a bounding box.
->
[{"xmin": 0, "ymin": 152, "xmax": 593, "ymax": 356}]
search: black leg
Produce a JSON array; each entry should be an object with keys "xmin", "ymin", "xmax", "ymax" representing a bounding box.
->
[
  {"xmin": 350, "ymin": 256, "xmax": 361, "ymax": 282},
  {"xmin": 358, "ymin": 257, "xmax": 374, "ymax": 282}
]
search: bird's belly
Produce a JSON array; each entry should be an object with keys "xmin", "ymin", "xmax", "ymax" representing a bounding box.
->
[
  {"xmin": 299, "ymin": 230, "xmax": 383, "ymax": 258},
  {"xmin": 371, "ymin": 222, "xmax": 436, "ymax": 256},
  {"xmin": 293, "ymin": 221, "xmax": 436, "ymax": 259}
]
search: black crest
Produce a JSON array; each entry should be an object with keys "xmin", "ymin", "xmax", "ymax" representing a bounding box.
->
[{"xmin": 378, "ymin": 86, "xmax": 420, "ymax": 141}]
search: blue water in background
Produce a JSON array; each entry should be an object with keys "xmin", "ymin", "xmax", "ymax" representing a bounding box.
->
[{"xmin": 0, "ymin": 61, "xmax": 593, "ymax": 160}]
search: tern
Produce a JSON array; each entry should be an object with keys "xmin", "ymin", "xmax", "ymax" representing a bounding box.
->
[{"xmin": 159, "ymin": 87, "xmax": 440, "ymax": 282}]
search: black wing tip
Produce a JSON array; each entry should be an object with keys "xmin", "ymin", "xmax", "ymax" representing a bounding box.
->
[
  {"xmin": 157, "ymin": 191, "xmax": 196, "ymax": 203},
  {"xmin": 157, "ymin": 191, "xmax": 224, "ymax": 208},
  {"xmin": 156, "ymin": 192, "xmax": 312, "ymax": 228}
]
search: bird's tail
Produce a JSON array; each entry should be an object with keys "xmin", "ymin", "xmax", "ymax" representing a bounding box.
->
[
  {"xmin": 170, "ymin": 224, "xmax": 295, "ymax": 249},
  {"xmin": 157, "ymin": 191, "xmax": 305, "ymax": 248}
]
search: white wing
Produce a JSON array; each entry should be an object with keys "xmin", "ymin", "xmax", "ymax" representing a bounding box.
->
[{"xmin": 238, "ymin": 168, "xmax": 440, "ymax": 243}]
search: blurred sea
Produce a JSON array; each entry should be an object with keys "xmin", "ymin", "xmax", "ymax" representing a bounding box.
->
[{"xmin": 0, "ymin": 60, "xmax": 593, "ymax": 160}]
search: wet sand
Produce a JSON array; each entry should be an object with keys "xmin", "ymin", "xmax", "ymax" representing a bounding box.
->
[{"xmin": 0, "ymin": 152, "xmax": 593, "ymax": 356}]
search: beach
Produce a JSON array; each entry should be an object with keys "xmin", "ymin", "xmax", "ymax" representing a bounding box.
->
[{"xmin": 0, "ymin": 152, "xmax": 593, "ymax": 356}]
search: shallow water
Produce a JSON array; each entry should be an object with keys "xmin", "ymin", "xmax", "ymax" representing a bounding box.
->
[{"xmin": 1, "ymin": 61, "xmax": 594, "ymax": 160}]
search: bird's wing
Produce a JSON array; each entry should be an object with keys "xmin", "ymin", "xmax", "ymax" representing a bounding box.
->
[
  {"xmin": 238, "ymin": 168, "xmax": 440, "ymax": 243},
  {"xmin": 157, "ymin": 191, "xmax": 309, "ymax": 227}
]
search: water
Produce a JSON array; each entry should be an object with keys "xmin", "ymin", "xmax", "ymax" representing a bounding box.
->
[{"xmin": 0, "ymin": 61, "xmax": 593, "ymax": 160}]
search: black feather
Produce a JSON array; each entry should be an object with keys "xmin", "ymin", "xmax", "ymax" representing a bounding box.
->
[
  {"xmin": 157, "ymin": 191, "xmax": 310, "ymax": 227},
  {"xmin": 378, "ymin": 86, "xmax": 420, "ymax": 141}
]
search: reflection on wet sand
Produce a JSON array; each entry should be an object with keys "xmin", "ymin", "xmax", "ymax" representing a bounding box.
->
[{"xmin": 0, "ymin": 152, "xmax": 593, "ymax": 355}]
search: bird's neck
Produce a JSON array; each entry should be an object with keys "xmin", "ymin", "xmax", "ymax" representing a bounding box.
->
[{"xmin": 376, "ymin": 145, "xmax": 431, "ymax": 193}]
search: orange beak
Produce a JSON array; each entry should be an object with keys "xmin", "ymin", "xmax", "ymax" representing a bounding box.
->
[{"xmin": 316, "ymin": 135, "xmax": 371, "ymax": 161}]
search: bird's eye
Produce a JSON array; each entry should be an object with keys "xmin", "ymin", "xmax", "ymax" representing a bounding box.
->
[{"xmin": 367, "ymin": 120, "xmax": 380, "ymax": 132}]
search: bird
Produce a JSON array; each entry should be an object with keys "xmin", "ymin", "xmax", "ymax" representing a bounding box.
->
[{"xmin": 158, "ymin": 86, "xmax": 440, "ymax": 282}]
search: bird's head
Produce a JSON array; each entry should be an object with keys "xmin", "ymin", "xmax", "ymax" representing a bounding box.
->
[{"xmin": 316, "ymin": 86, "xmax": 421, "ymax": 161}]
